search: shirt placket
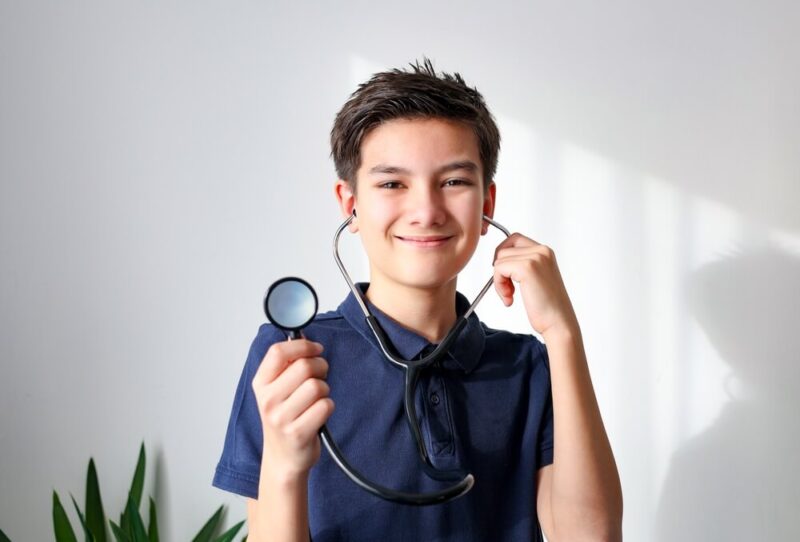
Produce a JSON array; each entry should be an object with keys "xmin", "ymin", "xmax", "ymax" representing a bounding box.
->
[{"xmin": 418, "ymin": 346, "xmax": 456, "ymax": 458}]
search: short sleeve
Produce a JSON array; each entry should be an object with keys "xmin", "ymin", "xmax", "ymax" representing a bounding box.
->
[
  {"xmin": 212, "ymin": 323, "xmax": 283, "ymax": 499},
  {"xmin": 535, "ymin": 339, "xmax": 554, "ymax": 469}
]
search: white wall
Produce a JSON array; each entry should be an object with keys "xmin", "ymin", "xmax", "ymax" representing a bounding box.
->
[{"xmin": 1, "ymin": 1, "xmax": 798, "ymax": 540}]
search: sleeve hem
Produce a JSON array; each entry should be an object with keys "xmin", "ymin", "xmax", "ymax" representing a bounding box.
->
[
  {"xmin": 212, "ymin": 464, "xmax": 260, "ymax": 499},
  {"xmin": 537, "ymin": 446, "xmax": 554, "ymax": 469}
]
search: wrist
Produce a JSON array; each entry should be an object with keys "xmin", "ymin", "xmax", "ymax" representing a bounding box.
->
[
  {"xmin": 260, "ymin": 463, "xmax": 309, "ymax": 492},
  {"xmin": 542, "ymin": 317, "xmax": 581, "ymax": 345},
  {"xmin": 256, "ymin": 461, "xmax": 311, "ymax": 542}
]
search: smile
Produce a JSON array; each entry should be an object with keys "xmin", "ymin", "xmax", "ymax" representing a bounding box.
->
[{"xmin": 395, "ymin": 235, "xmax": 453, "ymax": 248}]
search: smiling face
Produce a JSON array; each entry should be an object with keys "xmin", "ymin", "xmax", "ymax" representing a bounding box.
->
[{"xmin": 335, "ymin": 117, "xmax": 496, "ymax": 292}]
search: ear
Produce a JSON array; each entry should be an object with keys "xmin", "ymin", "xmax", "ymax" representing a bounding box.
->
[
  {"xmin": 334, "ymin": 179, "xmax": 359, "ymax": 233},
  {"xmin": 481, "ymin": 181, "xmax": 497, "ymax": 235}
]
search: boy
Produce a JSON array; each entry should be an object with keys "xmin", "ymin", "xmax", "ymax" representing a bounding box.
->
[{"xmin": 213, "ymin": 58, "xmax": 622, "ymax": 541}]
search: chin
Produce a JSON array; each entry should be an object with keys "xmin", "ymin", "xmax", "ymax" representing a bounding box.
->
[{"xmin": 392, "ymin": 269, "xmax": 459, "ymax": 290}]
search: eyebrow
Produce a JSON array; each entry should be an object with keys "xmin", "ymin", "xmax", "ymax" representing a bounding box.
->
[{"xmin": 367, "ymin": 160, "xmax": 480, "ymax": 176}]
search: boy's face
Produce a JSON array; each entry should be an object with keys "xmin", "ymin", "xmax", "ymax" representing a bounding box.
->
[{"xmin": 335, "ymin": 117, "xmax": 496, "ymax": 291}]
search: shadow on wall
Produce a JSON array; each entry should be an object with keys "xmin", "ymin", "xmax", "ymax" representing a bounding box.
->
[{"xmin": 656, "ymin": 244, "xmax": 800, "ymax": 540}]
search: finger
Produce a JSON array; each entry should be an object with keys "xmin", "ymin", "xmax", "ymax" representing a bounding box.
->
[
  {"xmin": 493, "ymin": 267, "xmax": 515, "ymax": 306},
  {"xmin": 494, "ymin": 253, "xmax": 554, "ymax": 275},
  {"xmin": 493, "ymin": 233, "xmax": 541, "ymax": 262},
  {"xmin": 286, "ymin": 397, "xmax": 336, "ymax": 443},
  {"xmin": 494, "ymin": 253, "xmax": 547, "ymax": 304},
  {"xmin": 269, "ymin": 356, "xmax": 329, "ymax": 404},
  {"xmin": 254, "ymin": 339, "xmax": 324, "ymax": 386},
  {"xmin": 278, "ymin": 377, "xmax": 331, "ymax": 425},
  {"xmin": 494, "ymin": 245, "xmax": 552, "ymax": 261},
  {"xmin": 493, "ymin": 255, "xmax": 545, "ymax": 287}
]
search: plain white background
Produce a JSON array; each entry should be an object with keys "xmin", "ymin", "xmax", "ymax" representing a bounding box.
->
[{"xmin": 1, "ymin": 1, "xmax": 798, "ymax": 540}]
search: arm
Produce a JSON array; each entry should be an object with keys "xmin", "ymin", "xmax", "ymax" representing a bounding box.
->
[
  {"xmin": 536, "ymin": 323, "xmax": 623, "ymax": 541},
  {"xmin": 246, "ymin": 471, "xmax": 309, "ymax": 542},
  {"xmin": 247, "ymin": 339, "xmax": 334, "ymax": 542},
  {"xmin": 492, "ymin": 233, "xmax": 622, "ymax": 541}
]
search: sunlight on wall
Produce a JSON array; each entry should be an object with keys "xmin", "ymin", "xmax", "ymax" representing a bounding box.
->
[
  {"xmin": 643, "ymin": 174, "xmax": 685, "ymax": 493},
  {"xmin": 769, "ymin": 227, "xmax": 800, "ymax": 255},
  {"xmin": 470, "ymin": 114, "xmax": 543, "ymax": 336},
  {"xmin": 684, "ymin": 196, "xmax": 741, "ymax": 440},
  {"xmin": 559, "ymin": 140, "xmax": 618, "ymax": 354},
  {"xmin": 482, "ymin": 111, "xmax": 768, "ymax": 531}
]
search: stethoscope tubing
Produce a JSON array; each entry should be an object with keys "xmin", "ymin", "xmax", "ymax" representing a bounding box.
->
[{"xmin": 315, "ymin": 212, "xmax": 510, "ymax": 505}]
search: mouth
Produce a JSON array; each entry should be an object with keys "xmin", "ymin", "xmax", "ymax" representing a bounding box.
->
[{"xmin": 395, "ymin": 235, "xmax": 454, "ymax": 248}]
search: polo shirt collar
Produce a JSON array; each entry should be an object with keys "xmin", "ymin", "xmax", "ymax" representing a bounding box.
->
[{"xmin": 338, "ymin": 282, "xmax": 486, "ymax": 373}]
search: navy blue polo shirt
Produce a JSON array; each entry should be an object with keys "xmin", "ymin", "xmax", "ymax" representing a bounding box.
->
[{"xmin": 213, "ymin": 282, "xmax": 554, "ymax": 541}]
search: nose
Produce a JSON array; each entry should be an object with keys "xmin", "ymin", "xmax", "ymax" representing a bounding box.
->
[{"xmin": 406, "ymin": 184, "xmax": 447, "ymax": 228}]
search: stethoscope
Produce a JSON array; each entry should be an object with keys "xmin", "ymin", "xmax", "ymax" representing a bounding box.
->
[{"xmin": 263, "ymin": 212, "xmax": 510, "ymax": 506}]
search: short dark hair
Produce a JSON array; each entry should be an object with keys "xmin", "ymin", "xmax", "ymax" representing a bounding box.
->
[{"xmin": 329, "ymin": 57, "xmax": 501, "ymax": 195}]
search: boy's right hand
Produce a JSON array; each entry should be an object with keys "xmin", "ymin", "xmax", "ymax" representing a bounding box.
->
[{"xmin": 252, "ymin": 339, "xmax": 334, "ymax": 478}]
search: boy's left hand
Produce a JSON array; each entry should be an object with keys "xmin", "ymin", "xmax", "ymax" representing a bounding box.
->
[{"xmin": 492, "ymin": 232, "xmax": 579, "ymax": 338}]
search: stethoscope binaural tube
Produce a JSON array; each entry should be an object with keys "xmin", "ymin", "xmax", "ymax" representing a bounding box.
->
[{"xmin": 319, "ymin": 212, "xmax": 511, "ymax": 505}]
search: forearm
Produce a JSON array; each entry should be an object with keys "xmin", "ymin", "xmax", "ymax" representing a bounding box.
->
[
  {"xmin": 250, "ymin": 464, "xmax": 311, "ymax": 542},
  {"xmin": 544, "ymin": 322, "xmax": 623, "ymax": 541}
]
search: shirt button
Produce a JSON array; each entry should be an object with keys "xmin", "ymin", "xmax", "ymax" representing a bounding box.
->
[{"xmin": 430, "ymin": 392, "xmax": 440, "ymax": 406}]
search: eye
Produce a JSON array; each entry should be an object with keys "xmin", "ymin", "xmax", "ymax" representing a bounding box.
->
[
  {"xmin": 378, "ymin": 181, "xmax": 404, "ymax": 189},
  {"xmin": 443, "ymin": 178, "xmax": 472, "ymax": 187}
]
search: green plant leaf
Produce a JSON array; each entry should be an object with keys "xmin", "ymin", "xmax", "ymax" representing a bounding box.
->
[
  {"xmin": 212, "ymin": 520, "xmax": 244, "ymax": 542},
  {"xmin": 119, "ymin": 510, "xmax": 131, "ymax": 538},
  {"xmin": 109, "ymin": 521, "xmax": 131, "ymax": 542},
  {"xmin": 147, "ymin": 497, "xmax": 159, "ymax": 542},
  {"xmin": 129, "ymin": 442, "xmax": 146, "ymax": 508},
  {"xmin": 52, "ymin": 491, "xmax": 78, "ymax": 542},
  {"xmin": 240, "ymin": 535, "xmax": 247, "ymax": 542},
  {"xmin": 191, "ymin": 505, "xmax": 224, "ymax": 542},
  {"xmin": 121, "ymin": 442, "xmax": 146, "ymax": 536},
  {"xmin": 69, "ymin": 493, "xmax": 95, "ymax": 542},
  {"xmin": 86, "ymin": 458, "xmax": 107, "ymax": 542},
  {"xmin": 0, "ymin": 526, "xmax": 13, "ymax": 542},
  {"xmin": 126, "ymin": 496, "xmax": 148, "ymax": 542}
]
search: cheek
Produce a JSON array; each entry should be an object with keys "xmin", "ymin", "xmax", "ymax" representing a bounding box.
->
[
  {"xmin": 360, "ymin": 197, "xmax": 397, "ymax": 228},
  {"xmin": 454, "ymin": 199, "xmax": 484, "ymax": 234},
  {"xmin": 357, "ymin": 204, "xmax": 395, "ymax": 248}
]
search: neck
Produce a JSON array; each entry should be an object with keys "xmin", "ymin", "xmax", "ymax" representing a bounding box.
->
[{"xmin": 364, "ymin": 275, "xmax": 458, "ymax": 344}]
